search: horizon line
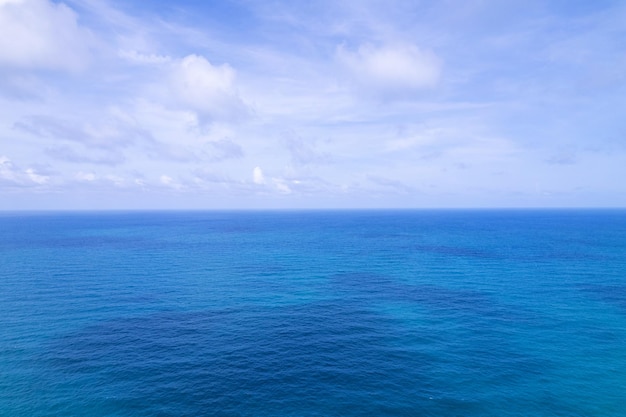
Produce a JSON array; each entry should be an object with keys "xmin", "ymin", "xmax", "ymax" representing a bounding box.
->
[{"xmin": 2, "ymin": 207, "xmax": 625, "ymax": 213}]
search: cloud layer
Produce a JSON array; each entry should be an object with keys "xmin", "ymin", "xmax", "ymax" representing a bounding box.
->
[{"xmin": 1, "ymin": 0, "xmax": 625, "ymax": 209}]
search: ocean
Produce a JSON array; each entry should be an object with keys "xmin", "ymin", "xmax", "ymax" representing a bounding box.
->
[{"xmin": 1, "ymin": 210, "xmax": 625, "ymax": 416}]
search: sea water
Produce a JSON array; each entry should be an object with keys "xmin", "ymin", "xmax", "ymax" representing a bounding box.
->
[{"xmin": 1, "ymin": 210, "xmax": 625, "ymax": 416}]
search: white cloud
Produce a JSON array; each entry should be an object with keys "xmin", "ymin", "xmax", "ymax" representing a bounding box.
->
[
  {"xmin": 253, "ymin": 166, "xmax": 265, "ymax": 184},
  {"xmin": 25, "ymin": 168, "xmax": 48, "ymax": 184},
  {"xmin": 0, "ymin": 0, "xmax": 91, "ymax": 71},
  {"xmin": 0, "ymin": 155, "xmax": 50, "ymax": 186},
  {"xmin": 0, "ymin": 155, "xmax": 18, "ymax": 182},
  {"xmin": 170, "ymin": 54, "xmax": 249, "ymax": 123},
  {"xmin": 104, "ymin": 174, "xmax": 125, "ymax": 187},
  {"xmin": 118, "ymin": 49, "xmax": 171, "ymax": 65},
  {"xmin": 273, "ymin": 178, "xmax": 292, "ymax": 194},
  {"xmin": 75, "ymin": 171, "xmax": 96, "ymax": 181},
  {"xmin": 159, "ymin": 174, "xmax": 184, "ymax": 189},
  {"xmin": 160, "ymin": 174, "xmax": 174, "ymax": 185},
  {"xmin": 337, "ymin": 43, "xmax": 441, "ymax": 97},
  {"xmin": 385, "ymin": 127, "xmax": 448, "ymax": 152},
  {"xmin": 368, "ymin": 175, "xmax": 414, "ymax": 193}
]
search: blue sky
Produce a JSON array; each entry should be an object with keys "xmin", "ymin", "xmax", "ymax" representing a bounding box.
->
[{"xmin": 1, "ymin": 0, "xmax": 625, "ymax": 209}]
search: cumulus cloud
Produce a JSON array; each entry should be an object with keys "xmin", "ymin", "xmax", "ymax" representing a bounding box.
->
[
  {"xmin": 170, "ymin": 54, "xmax": 249, "ymax": 123},
  {"xmin": 253, "ymin": 166, "xmax": 265, "ymax": 184},
  {"xmin": 0, "ymin": 0, "xmax": 91, "ymax": 71},
  {"xmin": 337, "ymin": 43, "xmax": 441, "ymax": 98}
]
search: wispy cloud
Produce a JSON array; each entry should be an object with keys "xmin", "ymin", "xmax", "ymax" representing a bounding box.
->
[
  {"xmin": 207, "ymin": 139, "xmax": 244, "ymax": 161},
  {"xmin": 337, "ymin": 43, "xmax": 441, "ymax": 99},
  {"xmin": 284, "ymin": 134, "xmax": 331, "ymax": 166},
  {"xmin": 0, "ymin": 155, "xmax": 50, "ymax": 187}
]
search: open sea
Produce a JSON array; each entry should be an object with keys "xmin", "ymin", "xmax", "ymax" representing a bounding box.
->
[{"xmin": 1, "ymin": 209, "xmax": 625, "ymax": 416}]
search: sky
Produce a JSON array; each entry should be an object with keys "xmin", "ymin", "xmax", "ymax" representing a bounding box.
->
[{"xmin": 1, "ymin": 0, "xmax": 625, "ymax": 209}]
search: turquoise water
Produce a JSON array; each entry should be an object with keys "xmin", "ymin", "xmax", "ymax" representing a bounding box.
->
[{"xmin": 1, "ymin": 210, "xmax": 625, "ymax": 416}]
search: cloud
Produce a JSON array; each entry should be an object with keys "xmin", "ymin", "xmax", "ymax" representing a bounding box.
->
[
  {"xmin": 278, "ymin": 174, "xmax": 334, "ymax": 195},
  {"xmin": 0, "ymin": 155, "xmax": 49, "ymax": 186},
  {"xmin": 0, "ymin": 74, "xmax": 49, "ymax": 100},
  {"xmin": 118, "ymin": 50, "xmax": 171, "ymax": 65},
  {"xmin": 546, "ymin": 150, "xmax": 577, "ymax": 165},
  {"xmin": 253, "ymin": 166, "xmax": 265, "ymax": 184},
  {"xmin": 0, "ymin": 0, "xmax": 91, "ymax": 71},
  {"xmin": 14, "ymin": 113, "xmax": 164, "ymax": 164},
  {"xmin": 368, "ymin": 175, "xmax": 414, "ymax": 193},
  {"xmin": 0, "ymin": 155, "xmax": 18, "ymax": 183},
  {"xmin": 14, "ymin": 115, "xmax": 149, "ymax": 149},
  {"xmin": 14, "ymin": 104, "xmax": 238, "ymax": 168},
  {"xmin": 272, "ymin": 178, "xmax": 292, "ymax": 194},
  {"xmin": 159, "ymin": 174, "xmax": 173, "ymax": 185},
  {"xmin": 2, "ymin": 0, "xmax": 625, "ymax": 208},
  {"xmin": 207, "ymin": 139, "xmax": 244, "ymax": 161},
  {"xmin": 337, "ymin": 43, "xmax": 441, "ymax": 98},
  {"xmin": 70, "ymin": 171, "xmax": 148, "ymax": 189},
  {"xmin": 159, "ymin": 174, "xmax": 184, "ymax": 189},
  {"xmin": 45, "ymin": 145, "xmax": 125, "ymax": 165},
  {"xmin": 193, "ymin": 169, "xmax": 234, "ymax": 185},
  {"xmin": 24, "ymin": 168, "xmax": 48, "ymax": 184},
  {"xmin": 284, "ymin": 135, "xmax": 331, "ymax": 165},
  {"xmin": 170, "ymin": 54, "xmax": 249, "ymax": 124},
  {"xmin": 75, "ymin": 171, "xmax": 96, "ymax": 182}
]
